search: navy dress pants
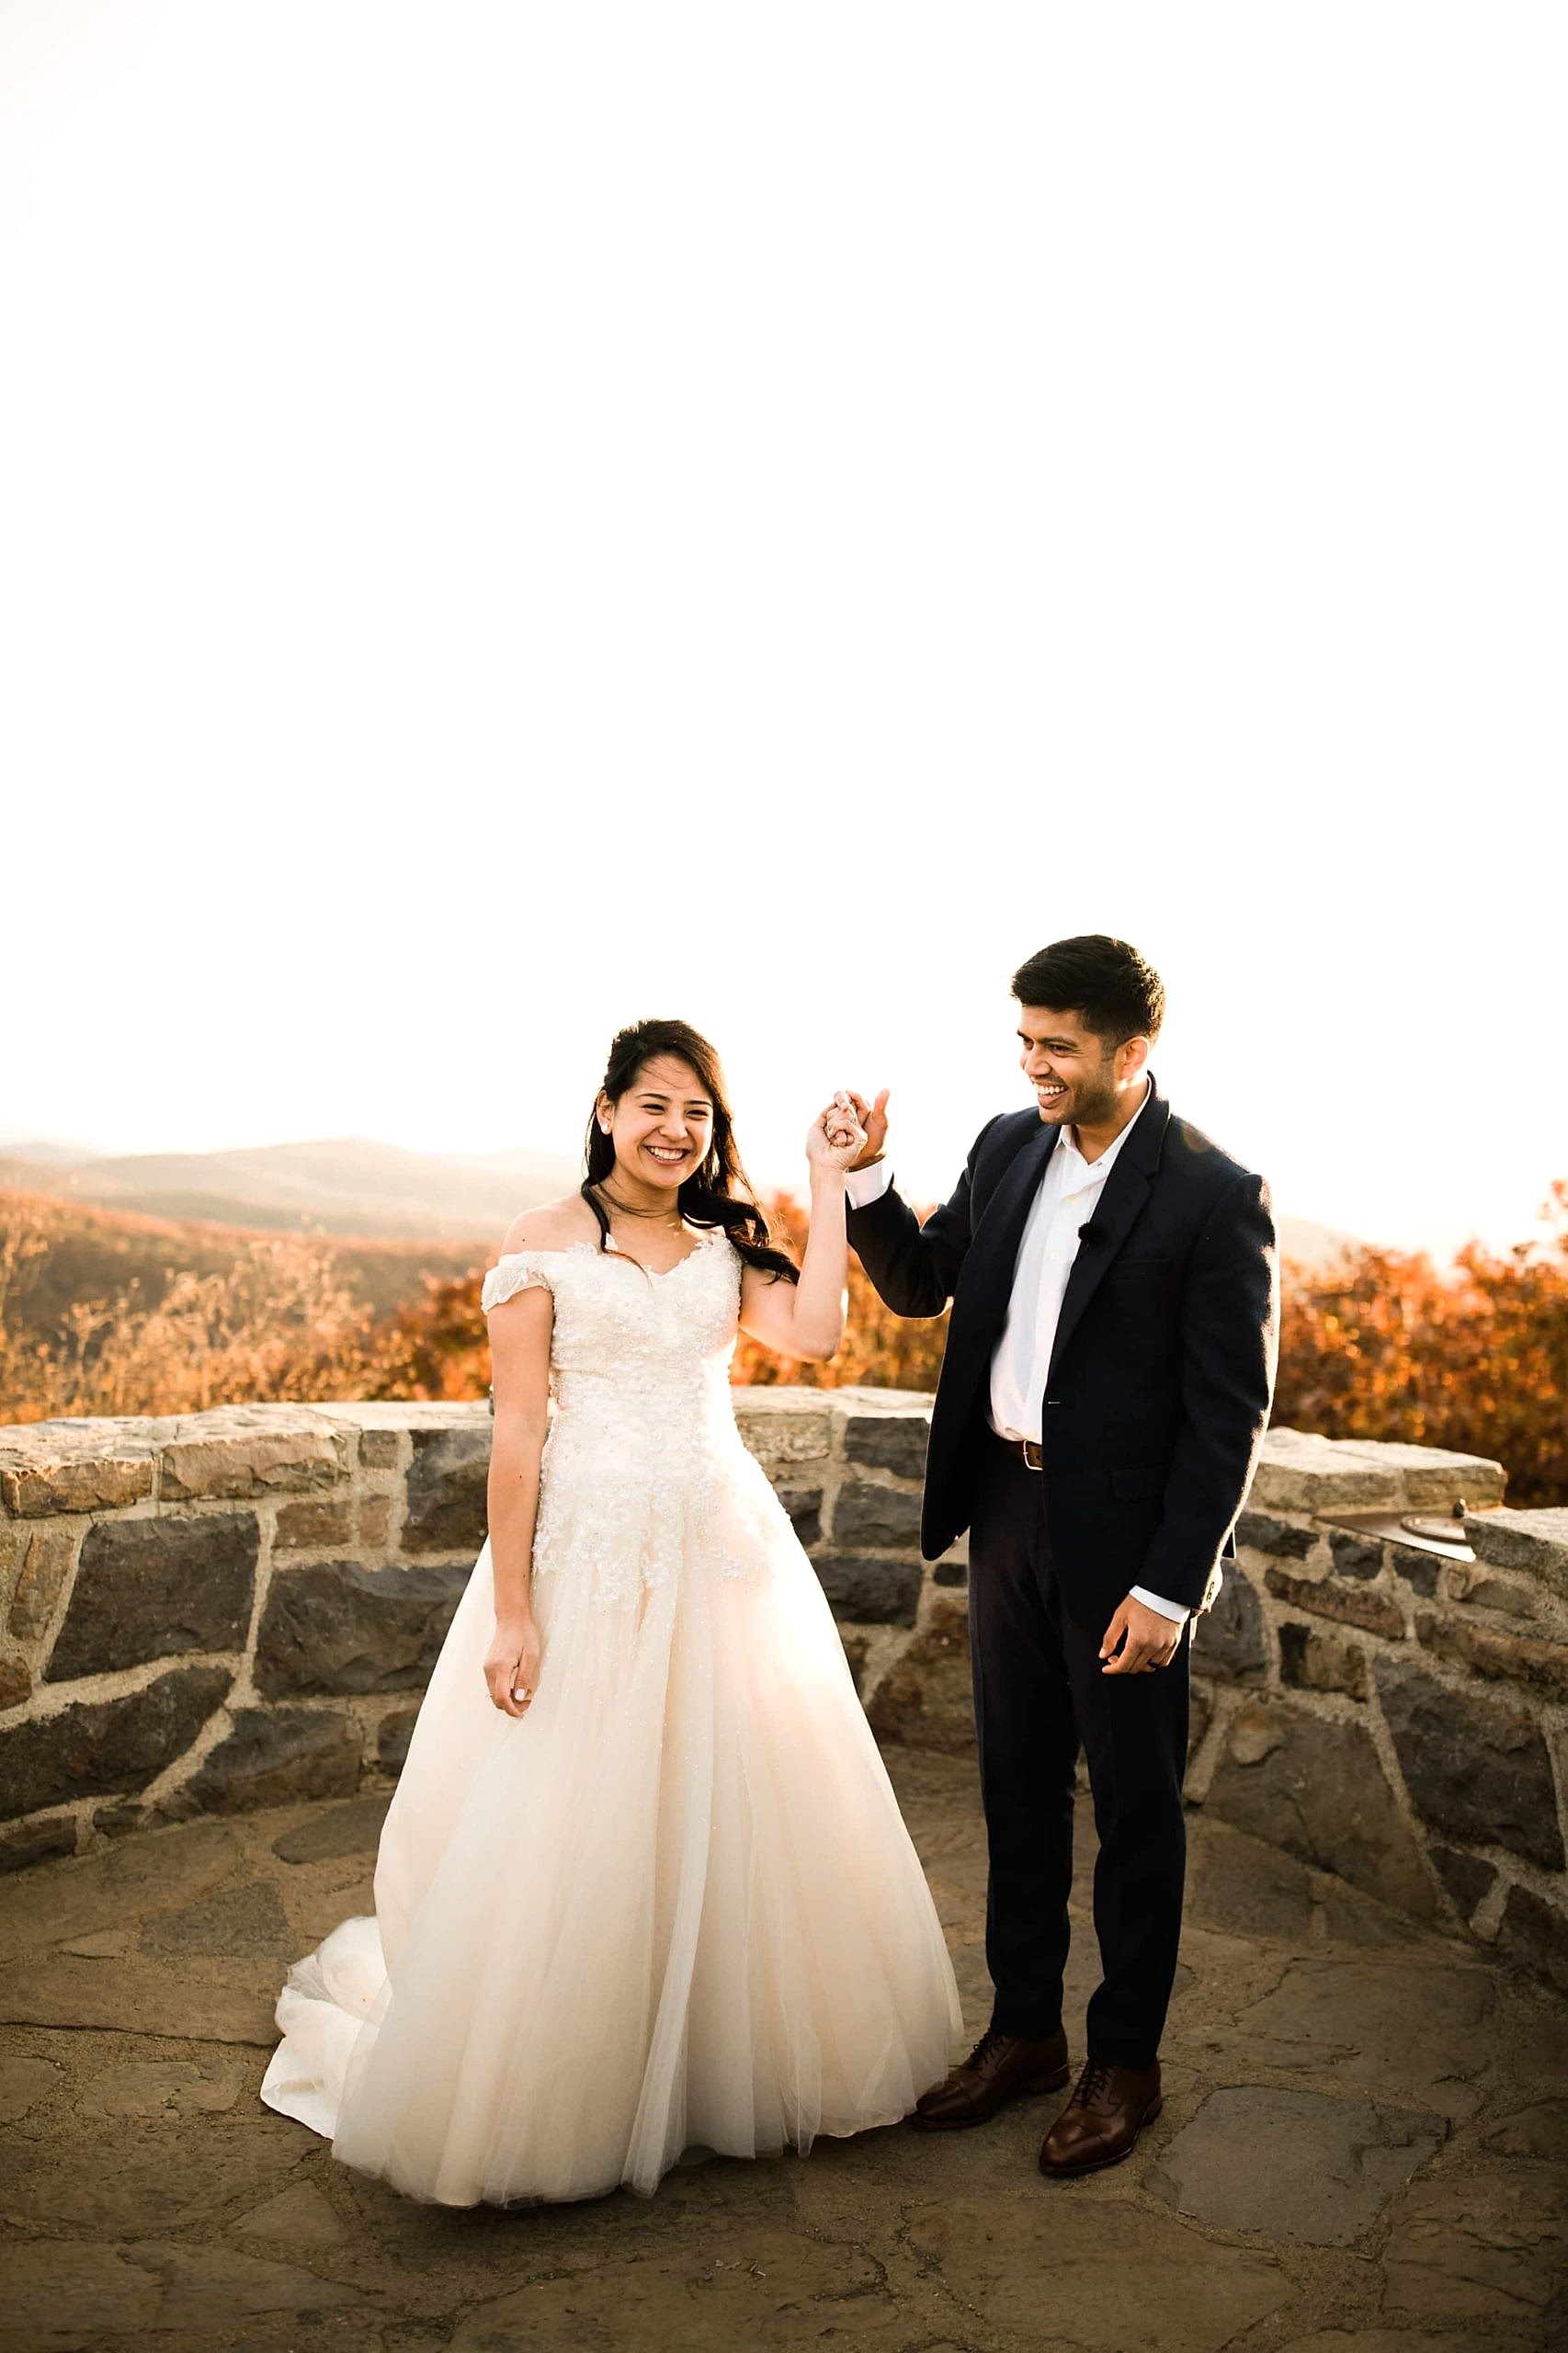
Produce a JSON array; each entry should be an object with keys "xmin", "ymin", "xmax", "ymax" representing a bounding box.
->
[{"xmin": 967, "ymin": 1432, "xmax": 1191, "ymax": 2067}]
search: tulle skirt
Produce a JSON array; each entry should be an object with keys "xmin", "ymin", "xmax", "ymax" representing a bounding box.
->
[{"xmin": 260, "ymin": 1446, "xmax": 960, "ymax": 2205}]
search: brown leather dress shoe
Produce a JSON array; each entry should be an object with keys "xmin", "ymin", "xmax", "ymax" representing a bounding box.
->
[
  {"xmin": 1039, "ymin": 2059, "xmax": 1163, "ymax": 2176},
  {"xmin": 912, "ymin": 2026, "xmax": 1070, "ymax": 2131}
]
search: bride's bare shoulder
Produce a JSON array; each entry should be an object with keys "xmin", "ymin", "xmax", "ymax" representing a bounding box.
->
[{"xmin": 498, "ymin": 1195, "xmax": 598, "ymax": 1258}]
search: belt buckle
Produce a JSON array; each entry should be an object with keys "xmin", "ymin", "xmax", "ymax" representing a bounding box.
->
[{"xmin": 1021, "ymin": 1438, "xmax": 1044, "ymax": 1472}]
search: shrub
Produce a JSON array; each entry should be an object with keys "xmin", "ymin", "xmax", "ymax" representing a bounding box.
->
[
  {"xmin": 0, "ymin": 1197, "xmax": 378, "ymax": 1422},
  {"xmin": 1274, "ymin": 1181, "xmax": 1567, "ymax": 1507},
  {"xmin": 7, "ymin": 1179, "xmax": 1563, "ymax": 1509}
]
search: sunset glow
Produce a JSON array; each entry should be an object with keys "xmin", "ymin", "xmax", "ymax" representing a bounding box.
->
[{"xmin": 3, "ymin": 2, "xmax": 1563, "ymax": 1256}]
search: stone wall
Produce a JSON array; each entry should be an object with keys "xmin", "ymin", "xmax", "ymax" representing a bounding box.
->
[
  {"xmin": 0, "ymin": 1391, "xmax": 942, "ymax": 1870},
  {"xmin": 3, "ymin": 1397, "xmax": 1566, "ymax": 1996},
  {"xmin": 1181, "ymin": 1433, "xmax": 1568, "ymax": 1995}
]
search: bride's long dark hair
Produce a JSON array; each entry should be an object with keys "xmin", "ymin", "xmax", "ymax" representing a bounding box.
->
[{"xmin": 582, "ymin": 1018, "xmax": 799, "ymax": 1284}]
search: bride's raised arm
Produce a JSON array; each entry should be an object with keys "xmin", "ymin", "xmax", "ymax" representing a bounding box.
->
[{"xmin": 737, "ymin": 1093, "xmax": 867, "ymax": 1364}]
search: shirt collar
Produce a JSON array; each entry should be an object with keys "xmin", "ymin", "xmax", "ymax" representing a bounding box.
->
[{"xmin": 1059, "ymin": 1074, "xmax": 1153, "ymax": 1183}]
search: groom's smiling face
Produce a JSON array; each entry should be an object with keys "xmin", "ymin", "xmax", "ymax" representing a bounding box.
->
[{"xmin": 1017, "ymin": 1006, "xmax": 1124, "ymax": 1131}]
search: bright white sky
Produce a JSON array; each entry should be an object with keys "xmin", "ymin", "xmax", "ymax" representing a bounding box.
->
[{"xmin": 2, "ymin": 2, "xmax": 1563, "ymax": 1256}]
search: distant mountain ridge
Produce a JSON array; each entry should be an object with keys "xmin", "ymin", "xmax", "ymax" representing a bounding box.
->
[
  {"xmin": 0, "ymin": 1136, "xmax": 582, "ymax": 1242},
  {"xmin": 0, "ymin": 1186, "xmax": 488, "ymax": 1329},
  {"xmin": 2, "ymin": 1134, "xmax": 1359, "ymax": 1268}
]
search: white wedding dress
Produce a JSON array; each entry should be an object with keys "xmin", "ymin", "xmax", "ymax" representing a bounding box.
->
[{"xmin": 261, "ymin": 1224, "xmax": 960, "ymax": 2205}]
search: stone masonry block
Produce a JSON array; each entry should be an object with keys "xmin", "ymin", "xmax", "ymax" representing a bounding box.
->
[
  {"xmin": 1192, "ymin": 1569, "xmax": 1267, "ymax": 1682},
  {"xmin": 1454, "ymin": 1569, "xmax": 1538, "ymax": 1619},
  {"xmin": 1467, "ymin": 1506, "xmax": 1568, "ymax": 1600},
  {"xmin": 867, "ymin": 1596, "xmax": 974, "ymax": 1752},
  {"xmin": 184, "ymin": 1705, "xmax": 359, "ymax": 1813},
  {"xmin": 1329, "ymin": 1530, "xmax": 1385, "ymax": 1581},
  {"xmin": 256, "ymin": 1562, "xmax": 468, "ymax": 1697},
  {"xmin": 843, "ymin": 1414, "xmax": 929, "ymax": 1480},
  {"xmin": 358, "ymin": 1497, "xmax": 392, "ymax": 1548},
  {"xmin": 1249, "ymin": 1430, "xmax": 1406, "ymax": 1514},
  {"xmin": 0, "ymin": 1522, "xmax": 23, "ymax": 1610},
  {"xmin": 275, "ymin": 1498, "xmax": 357, "ymax": 1551},
  {"xmin": 359, "ymin": 1428, "xmax": 403, "ymax": 1470},
  {"xmin": 0, "ymin": 1665, "xmax": 231, "ymax": 1818},
  {"xmin": 1204, "ymin": 1696, "xmax": 1439, "ymax": 1920},
  {"xmin": 810, "ymin": 1552, "xmax": 924, "ymax": 1627},
  {"xmin": 8, "ymin": 1525, "xmax": 78, "ymax": 1644},
  {"xmin": 773, "ymin": 1489, "xmax": 822, "ymax": 1547},
  {"xmin": 1236, "ymin": 1511, "xmax": 1317, "ymax": 1561},
  {"xmin": 1265, "ymin": 1568, "xmax": 1404, "ymax": 1640},
  {"xmin": 158, "ymin": 1409, "xmax": 345, "ymax": 1502},
  {"xmin": 377, "ymin": 1708, "xmax": 420, "ymax": 1772},
  {"xmin": 1496, "ymin": 1884, "xmax": 1568, "ymax": 1998},
  {"xmin": 1250, "ymin": 1428, "xmax": 1504, "ymax": 1515},
  {"xmin": 1278, "ymin": 1620, "xmax": 1369, "ymax": 1700},
  {"xmin": 46, "ymin": 1514, "xmax": 258, "ymax": 1683},
  {"xmin": 1375, "ymin": 1655, "xmax": 1564, "ymax": 1872},
  {"xmin": 403, "ymin": 1427, "xmax": 490, "ymax": 1556},
  {"xmin": 1389, "ymin": 1544, "xmax": 1441, "ymax": 1597},
  {"xmin": 832, "ymin": 1482, "xmax": 925, "ymax": 1550},
  {"xmin": 731, "ymin": 1394, "xmax": 832, "ymax": 1465},
  {"xmin": 0, "ymin": 1448, "xmax": 154, "ymax": 1520},
  {"xmin": 1353, "ymin": 1438, "xmax": 1503, "ymax": 1508},
  {"xmin": 1415, "ymin": 1610, "xmax": 1568, "ymax": 1706},
  {"xmin": 1429, "ymin": 1845, "xmax": 1498, "ymax": 1923},
  {"xmin": 838, "ymin": 1630, "xmax": 871, "ymax": 1694}
]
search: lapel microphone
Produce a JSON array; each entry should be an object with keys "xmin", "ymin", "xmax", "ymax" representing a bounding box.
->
[{"xmin": 1077, "ymin": 1220, "xmax": 1107, "ymax": 1244}]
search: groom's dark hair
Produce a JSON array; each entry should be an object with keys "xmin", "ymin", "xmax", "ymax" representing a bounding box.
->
[{"xmin": 1012, "ymin": 936, "xmax": 1165, "ymax": 1048}]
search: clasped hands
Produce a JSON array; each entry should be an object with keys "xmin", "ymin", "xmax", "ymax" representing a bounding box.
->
[{"xmin": 806, "ymin": 1089, "xmax": 871, "ymax": 1171}]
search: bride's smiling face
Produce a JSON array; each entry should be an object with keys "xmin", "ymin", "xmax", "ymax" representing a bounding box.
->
[{"xmin": 599, "ymin": 1055, "xmax": 715, "ymax": 1193}]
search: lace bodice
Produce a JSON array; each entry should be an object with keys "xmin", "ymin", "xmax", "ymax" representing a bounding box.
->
[
  {"xmin": 482, "ymin": 1224, "xmax": 776, "ymax": 1603},
  {"xmin": 482, "ymin": 1224, "xmax": 742, "ymax": 1415}
]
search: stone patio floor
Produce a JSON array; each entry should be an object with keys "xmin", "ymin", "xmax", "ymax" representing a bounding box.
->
[{"xmin": 1, "ymin": 1748, "xmax": 1565, "ymax": 2353}]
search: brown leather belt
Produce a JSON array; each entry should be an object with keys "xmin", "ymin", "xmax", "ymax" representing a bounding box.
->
[{"xmin": 995, "ymin": 1435, "xmax": 1045, "ymax": 1471}]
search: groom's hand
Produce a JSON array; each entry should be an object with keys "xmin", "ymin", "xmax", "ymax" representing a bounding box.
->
[
  {"xmin": 1099, "ymin": 1596, "xmax": 1183, "ymax": 1676},
  {"xmin": 843, "ymin": 1089, "xmax": 890, "ymax": 1171}
]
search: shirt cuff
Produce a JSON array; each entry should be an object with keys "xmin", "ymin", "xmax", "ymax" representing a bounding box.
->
[
  {"xmin": 1130, "ymin": 1585, "xmax": 1190, "ymax": 1627},
  {"xmin": 843, "ymin": 1160, "xmax": 893, "ymax": 1212}
]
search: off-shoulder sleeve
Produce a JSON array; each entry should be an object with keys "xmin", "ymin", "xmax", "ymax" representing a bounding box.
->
[{"xmin": 481, "ymin": 1253, "xmax": 553, "ymax": 1313}]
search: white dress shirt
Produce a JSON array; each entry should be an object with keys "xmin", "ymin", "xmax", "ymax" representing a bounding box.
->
[{"xmin": 845, "ymin": 1084, "xmax": 1189, "ymax": 1625}]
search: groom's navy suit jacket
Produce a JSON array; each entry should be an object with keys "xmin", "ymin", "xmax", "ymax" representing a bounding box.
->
[{"xmin": 846, "ymin": 1079, "xmax": 1278, "ymax": 1627}]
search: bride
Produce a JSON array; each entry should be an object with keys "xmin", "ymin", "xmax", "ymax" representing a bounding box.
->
[{"xmin": 262, "ymin": 1017, "xmax": 960, "ymax": 2204}]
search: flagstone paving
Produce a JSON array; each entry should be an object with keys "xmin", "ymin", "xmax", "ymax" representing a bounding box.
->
[{"xmin": 1, "ymin": 1748, "xmax": 1565, "ymax": 2352}]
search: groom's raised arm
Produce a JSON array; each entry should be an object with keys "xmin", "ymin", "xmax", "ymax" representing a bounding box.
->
[{"xmin": 844, "ymin": 1116, "xmax": 999, "ymax": 1318}]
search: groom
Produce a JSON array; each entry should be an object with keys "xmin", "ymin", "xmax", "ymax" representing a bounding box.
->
[{"xmin": 844, "ymin": 935, "xmax": 1277, "ymax": 2176}]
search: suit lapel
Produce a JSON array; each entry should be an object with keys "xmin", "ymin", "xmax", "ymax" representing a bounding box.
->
[
  {"xmin": 961, "ymin": 1117, "xmax": 1058, "ymax": 1348},
  {"xmin": 1046, "ymin": 1083, "xmax": 1171, "ymax": 1381}
]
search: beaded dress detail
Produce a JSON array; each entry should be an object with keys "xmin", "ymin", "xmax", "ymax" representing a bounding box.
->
[{"xmin": 261, "ymin": 1226, "xmax": 960, "ymax": 2206}]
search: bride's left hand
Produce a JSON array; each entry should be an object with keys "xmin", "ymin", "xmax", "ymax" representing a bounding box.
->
[{"xmin": 807, "ymin": 1090, "xmax": 869, "ymax": 1172}]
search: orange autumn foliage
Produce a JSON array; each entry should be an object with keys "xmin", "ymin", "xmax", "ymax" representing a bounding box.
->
[
  {"xmin": 352, "ymin": 1185, "xmax": 1568, "ymax": 1507},
  {"xmin": 1272, "ymin": 1180, "xmax": 1568, "ymax": 1508},
  {"xmin": 7, "ymin": 1182, "xmax": 1563, "ymax": 1508},
  {"xmin": 727, "ymin": 1194, "xmax": 950, "ymax": 1393}
]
